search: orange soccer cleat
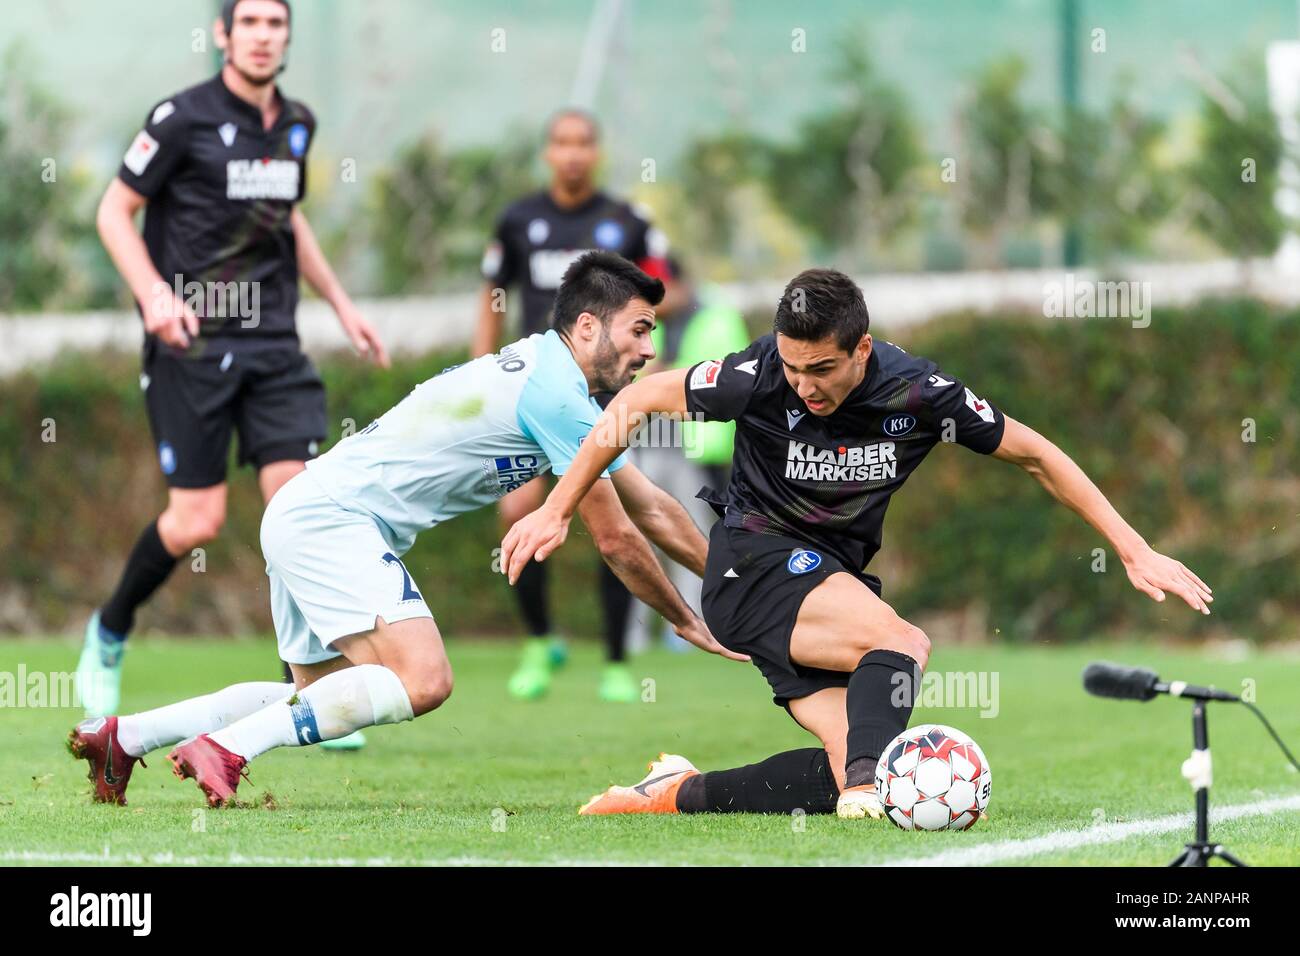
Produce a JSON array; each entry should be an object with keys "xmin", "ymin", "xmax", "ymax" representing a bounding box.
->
[{"xmin": 578, "ymin": 753, "xmax": 699, "ymax": 815}]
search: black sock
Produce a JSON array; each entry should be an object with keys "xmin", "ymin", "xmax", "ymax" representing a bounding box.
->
[
  {"xmin": 598, "ymin": 561, "xmax": 631, "ymax": 663},
  {"xmin": 844, "ymin": 648, "xmax": 922, "ymax": 787},
  {"xmin": 676, "ymin": 748, "xmax": 840, "ymax": 814},
  {"xmin": 513, "ymin": 559, "xmax": 550, "ymax": 636},
  {"xmin": 99, "ymin": 519, "xmax": 179, "ymax": 637}
]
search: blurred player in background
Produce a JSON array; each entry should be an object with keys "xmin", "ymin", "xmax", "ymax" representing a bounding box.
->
[
  {"xmin": 503, "ymin": 268, "xmax": 1213, "ymax": 821},
  {"xmin": 77, "ymin": 0, "xmax": 386, "ymax": 755},
  {"xmin": 473, "ymin": 108, "xmax": 677, "ymax": 702},
  {"xmin": 625, "ymin": 258, "xmax": 749, "ymax": 651}
]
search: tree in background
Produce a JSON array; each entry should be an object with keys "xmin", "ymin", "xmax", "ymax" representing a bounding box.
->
[
  {"xmin": 761, "ymin": 37, "xmax": 923, "ymax": 267},
  {"xmin": 1183, "ymin": 57, "xmax": 1284, "ymax": 272},
  {"xmin": 370, "ymin": 130, "xmax": 537, "ymax": 295},
  {"xmin": 1044, "ymin": 80, "xmax": 1174, "ymax": 264},
  {"xmin": 951, "ymin": 56, "xmax": 1054, "ymax": 268},
  {"xmin": 0, "ymin": 45, "xmax": 112, "ymax": 312}
]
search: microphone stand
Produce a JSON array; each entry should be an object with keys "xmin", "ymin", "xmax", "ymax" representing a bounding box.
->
[{"xmin": 1168, "ymin": 699, "xmax": 1248, "ymax": 867}]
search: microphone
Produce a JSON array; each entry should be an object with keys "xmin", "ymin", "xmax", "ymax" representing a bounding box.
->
[{"xmin": 1082, "ymin": 661, "xmax": 1240, "ymax": 703}]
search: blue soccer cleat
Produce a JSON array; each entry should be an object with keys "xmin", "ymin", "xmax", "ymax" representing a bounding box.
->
[{"xmin": 75, "ymin": 611, "xmax": 126, "ymax": 718}]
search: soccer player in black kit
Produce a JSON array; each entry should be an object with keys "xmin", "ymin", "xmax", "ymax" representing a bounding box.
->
[
  {"xmin": 76, "ymin": 0, "xmax": 387, "ymax": 735},
  {"xmin": 502, "ymin": 269, "xmax": 1213, "ymax": 819},
  {"xmin": 474, "ymin": 108, "xmax": 675, "ymax": 702}
]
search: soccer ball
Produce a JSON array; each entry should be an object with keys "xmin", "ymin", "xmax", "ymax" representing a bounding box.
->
[{"xmin": 876, "ymin": 724, "xmax": 991, "ymax": 831}]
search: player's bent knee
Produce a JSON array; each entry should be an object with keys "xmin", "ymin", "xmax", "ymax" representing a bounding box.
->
[
  {"xmin": 404, "ymin": 666, "xmax": 454, "ymax": 717},
  {"xmin": 889, "ymin": 622, "xmax": 930, "ymax": 669}
]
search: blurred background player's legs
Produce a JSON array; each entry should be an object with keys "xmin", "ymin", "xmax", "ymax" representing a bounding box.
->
[
  {"xmin": 502, "ymin": 476, "xmax": 568, "ymax": 699},
  {"xmin": 78, "ymin": 484, "xmax": 227, "ymax": 718}
]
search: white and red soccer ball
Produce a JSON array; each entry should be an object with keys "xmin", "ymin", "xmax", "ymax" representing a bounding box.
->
[{"xmin": 876, "ymin": 724, "xmax": 991, "ymax": 831}]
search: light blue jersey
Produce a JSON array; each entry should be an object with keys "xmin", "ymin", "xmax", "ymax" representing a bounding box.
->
[{"xmin": 304, "ymin": 330, "xmax": 626, "ymax": 552}]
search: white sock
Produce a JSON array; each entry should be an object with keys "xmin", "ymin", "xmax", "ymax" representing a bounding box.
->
[
  {"xmin": 209, "ymin": 665, "xmax": 414, "ymax": 762},
  {"xmin": 117, "ymin": 682, "xmax": 293, "ymax": 757}
]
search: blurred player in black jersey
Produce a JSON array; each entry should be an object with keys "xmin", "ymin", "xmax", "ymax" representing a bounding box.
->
[
  {"xmin": 503, "ymin": 268, "xmax": 1213, "ymax": 819},
  {"xmin": 474, "ymin": 109, "xmax": 676, "ymax": 702},
  {"xmin": 77, "ymin": 0, "xmax": 386, "ymax": 751}
]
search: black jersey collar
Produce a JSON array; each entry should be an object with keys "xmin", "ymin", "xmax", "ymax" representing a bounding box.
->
[
  {"xmin": 213, "ymin": 71, "xmax": 288, "ymax": 130},
  {"xmin": 543, "ymin": 188, "xmax": 606, "ymax": 218}
]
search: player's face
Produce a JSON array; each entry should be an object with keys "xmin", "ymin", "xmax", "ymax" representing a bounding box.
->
[
  {"xmin": 586, "ymin": 298, "xmax": 657, "ymax": 393},
  {"xmin": 776, "ymin": 332, "xmax": 873, "ymax": 416},
  {"xmin": 219, "ymin": 0, "xmax": 289, "ymax": 85},
  {"xmin": 545, "ymin": 115, "xmax": 599, "ymax": 190}
]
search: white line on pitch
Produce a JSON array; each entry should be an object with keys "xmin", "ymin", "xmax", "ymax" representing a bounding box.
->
[
  {"xmin": 885, "ymin": 793, "xmax": 1300, "ymax": 867},
  {"xmin": 0, "ymin": 847, "xmax": 632, "ymax": 867}
]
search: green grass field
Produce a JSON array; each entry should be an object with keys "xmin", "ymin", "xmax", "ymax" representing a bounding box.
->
[{"xmin": 1, "ymin": 636, "xmax": 1297, "ymax": 866}]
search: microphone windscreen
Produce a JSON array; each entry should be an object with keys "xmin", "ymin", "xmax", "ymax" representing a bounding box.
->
[{"xmin": 1082, "ymin": 661, "xmax": 1159, "ymax": 701}]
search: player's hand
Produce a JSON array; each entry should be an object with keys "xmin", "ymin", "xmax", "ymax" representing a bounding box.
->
[
  {"xmin": 501, "ymin": 504, "xmax": 571, "ymax": 585},
  {"xmin": 674, "ymin": 615, "xmax": 750, "ymax": 663},
  {"xmin": 142, "ymin": 287, "xmax": 200, "ymax": 348},
  {"xmin": 1123, "ymin": 546, "xmax": 1213, "ymax": 615},
  {"xmin": 337, "ymin": 303, "xmax": 390, "ymax": 368}
]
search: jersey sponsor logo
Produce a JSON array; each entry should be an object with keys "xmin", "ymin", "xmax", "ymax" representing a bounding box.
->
[
  {"xmin": 689, "ymin": 359, "xmax": 723, "ymax": 390},
  {"xmin": 529, "ymin": 248, "xmax": 587, "ymax": 290},
  {"xmin": 527, "ymin": 217, "xmax": 550, "ymax": 244},
  {"xmin": 785, "ymin": 439, "xmax": 897, "ymax": 482},
  {"xmin": 151, "ymin": 101, "xmax": 175, "ymax": 125},
  {"xmin": 964, "ymin": 387, "xmax": 995, "ymax": 423},
  {"xmin": 123, "ymin": 130, "xmax": 160, "ymax": 176},
  {"xmin": 158, "ymin": 441, "xmax": 177, "ymax": 476},
  {"xmin": 226, "ymin": 158, "xmax": 300, "ymax": 200},
  {"xmin": 288, "ymin": 122, "xmax": 310, "ymax": 158},
  {"xmin": 494, "ymin": 343, "xmax": 526, "ymax": 373},
  {"xmin": 593, "ymin": 219, "xmax": 625, "ymax": 249},
  {"xmin": 787, "ymin": 549, "xmax": 822, "ymax": 574},
  {"xmin": 736, "ymin": 359, "xmax": 758, "ymax": 375},
  {"xmin": 882, "ymin": 412, "xmax": 917, "ymax": 437},
  {"xmin": 481, "ymin": 240, "xmax": 504, "ymax": 278},
  {"xmin": 786, "ymin": 408, "xmax": 805, "ymax": 430},
  {"xmin": 928, "ymin": 374, "xmax": 954, "ymax": 389},
  {"xmin": 218, "ymin": 121, "xmax": 238, "ymax": 148},
  {"xmin": 486, "ymin": 454, "xmax": 541, "ymax": 495}
]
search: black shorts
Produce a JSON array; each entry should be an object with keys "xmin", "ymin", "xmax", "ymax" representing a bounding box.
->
[
  {"xmin": 141, "ymin": 339, "xmax": 328, "ymax": 489},
  {"xmin": 701, "ymin": 522, "xmax": 883, "ymax": 708}
]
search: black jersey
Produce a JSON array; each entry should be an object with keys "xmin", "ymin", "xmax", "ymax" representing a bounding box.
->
[
  {"xmin": 684, "ymin": 335, "xmax": 1007, "ymax": 573},
  {"xmin": 481, "ymin": 190, "xmax": 668, "ymax": 335},
  {"xmin": 117, "ymin": 73, "xmax": 316, "ymax": 345}
]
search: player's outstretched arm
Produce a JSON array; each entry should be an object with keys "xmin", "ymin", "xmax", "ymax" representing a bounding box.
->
[
  {"xmin": 576, "ymin": 480, "xmax": 747, "ymax": 662},
  {"xmin": 501, "ymin": 367, "xmax": 690, "ymax": 583},
  {"xmin": 291, "ymin": 208, "xmax": 389, "ymax": 367},
  {"xmin": 610, "ymin": 463, "xmax": 708, "ymax": 577},
  {"xmin": 991, "ymin": 415, "xmax": 1213, "ymax": 614}
]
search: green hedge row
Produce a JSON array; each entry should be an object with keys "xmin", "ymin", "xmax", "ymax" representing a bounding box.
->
[{"xmin": 1, "ymin": 300, "xmax": 1295, "ymax": 642}]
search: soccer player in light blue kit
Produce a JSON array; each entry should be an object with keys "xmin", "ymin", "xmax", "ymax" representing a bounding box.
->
[{"xmin": 67, "ymin": 252, "xmax": 745, "ymax": 807}]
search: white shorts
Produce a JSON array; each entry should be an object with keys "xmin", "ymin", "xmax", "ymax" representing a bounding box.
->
[{"xmin": 260, "ymin": 470, "xmax": 433, "ymax": 665}]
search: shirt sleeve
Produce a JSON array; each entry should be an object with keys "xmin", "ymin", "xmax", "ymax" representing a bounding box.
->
[
  {"xmin": 295, "ymin": 105, "xmax": 316, "ymax": 202},
  {"xmin": 682, "ymin": 338, "xmax": 764, "ymax": 423},
  {"xmin": 625, "ymin": 206, "xmax": 671, "ymax": 279},
  {"xmin": 117, "ymin": 99, "xmax": 190, "ymax": 199},
  {"xmin": 919, "ymin": 367, "xmax": 1006, "ymax": 454},
  {"xmin": 517, "ymin": 384, "xmax": 628, "ymax": 477},
  {"xmin": 481, "ymin": 211, "xmax": 519, "ymax": 288}
]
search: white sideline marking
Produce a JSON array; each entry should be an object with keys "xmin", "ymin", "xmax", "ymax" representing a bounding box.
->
[
  {"xmin": 887, "ymin": 793, "xmax": 1300, "ymax": 867},
  {"xmin": 0, "ymin": 847, "xmax": 629, "ymax": 867},
  {"xmin": 4, "ymin": 795, "xmax": 1297, "ymax": 867}
]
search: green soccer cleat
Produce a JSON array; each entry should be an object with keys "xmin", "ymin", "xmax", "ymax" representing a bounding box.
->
[
  {"xmin": 507, "ymin": 637, "xmax": 554, "ymax": 700},
  {"xmin": 546, "ymin": 634, "xmax": 569, "ymax": 670},
  {"xmin": 319, "ymin": 730, "xmax": 367, "ymax": 751},
  {"xmin": 75, "ymin": 611, "xmax": 126, "ymax": 718},
  {"xmin": 598, "ymin": 663, "xmax": 639, "ymax": 703}
]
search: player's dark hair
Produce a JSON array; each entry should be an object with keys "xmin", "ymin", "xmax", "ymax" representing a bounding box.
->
[
  {"xmin": 546, "ymin": 108, "xmax": 601, "ymax": 144},
  {"xmin": 222, "ymin": 0, "xmax": 291, "ymax": 34},
  {"xmin": 773, "ymin": 268, "xmax": 870, "ymax": 353},
  {"xmin": 551, "ymin": 251, "xmax": 664, "ymax": 335}
]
